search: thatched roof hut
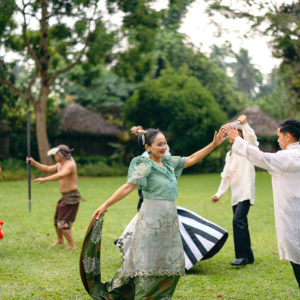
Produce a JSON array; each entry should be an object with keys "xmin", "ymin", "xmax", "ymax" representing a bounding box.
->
[
  {"xmin": 59, "ymin": 103, "xmax": 122, "ymax": 136},
  {"xmin": 228, "ymin": 107, "xmax": 278, "ymax": 137},
  {"xmin": 228, "ymin": 107, "xmax": 279, "ymax": 152},
  {"xmin": 56, "ymin": 104, "xmax": 122, "ymax": 156}
]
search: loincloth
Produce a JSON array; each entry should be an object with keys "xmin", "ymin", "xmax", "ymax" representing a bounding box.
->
[
  {"xmin": 61, "ymin": 190, "xmax": 86, "ymax": 204},
  {"xmin": 54, "ymin": 190, "xmax": 85, "ymax": 229}
]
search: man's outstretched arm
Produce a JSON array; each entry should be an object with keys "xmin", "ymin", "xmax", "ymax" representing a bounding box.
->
[
  {"xmin": 33, "ymin": 162, "xmax": 73, "ymax": 184},
  {"xmin": 26, "ymin": 157, "xmax": 59, "ymax": 173},
  {"xmin": 224, "ymin": 126, "xmax": 291, "ymax": 175}
]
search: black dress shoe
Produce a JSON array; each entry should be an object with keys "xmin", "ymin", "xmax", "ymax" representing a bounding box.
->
[{"xmin": 231, "ymin": 258, "xmax": 248, "ymax": 266}]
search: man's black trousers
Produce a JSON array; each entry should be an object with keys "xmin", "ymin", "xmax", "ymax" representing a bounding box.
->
[
  {"xmin": 291, "ymin": 262, "xmax": 300, "ymax": 289},
  {"xmin": 232, "ymin": 200, "xmax": 254, "ymax": 261}
]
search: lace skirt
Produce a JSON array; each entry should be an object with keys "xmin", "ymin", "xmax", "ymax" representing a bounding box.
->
[
  {"xmin": 116, "ymin": 206, "xmax": 228, "ymax": 271},
  {"xmin": 80, "ymin": 216, "xmax": 181, "ymax": 299},
  {"xmin": 118, "ymin": 199, "xmax": 185, "ymax": 278}
]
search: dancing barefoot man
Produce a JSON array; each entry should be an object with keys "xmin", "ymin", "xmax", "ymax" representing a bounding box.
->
[{"xmin": 27, "ymin": 145, "xmax": 85, "ymax": 250}]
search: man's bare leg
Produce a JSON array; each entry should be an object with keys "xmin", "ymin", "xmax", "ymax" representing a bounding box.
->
[
  {"xmin": 61, "ymin": 229, "xmax": 77, "ymax": 250},
  {"xmin": 51, "ymin": 227, "xmax": 65, "ymax": 246}
]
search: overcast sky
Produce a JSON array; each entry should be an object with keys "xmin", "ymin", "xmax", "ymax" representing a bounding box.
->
[{"xmin": 152, "ymin": 0, "xmax": 294, "ymax": 74}]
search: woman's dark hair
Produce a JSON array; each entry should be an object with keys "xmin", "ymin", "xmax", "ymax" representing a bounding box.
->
[
  {"xmin": 279, "ymin": 119, "xmax": 300, "ymax": 140},
  {"xmin": 137, "ymin": 128, "xmax": 166, "ymax": 149}
]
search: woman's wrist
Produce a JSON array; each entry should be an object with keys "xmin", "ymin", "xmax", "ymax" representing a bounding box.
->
[{"xmin": 211, "ymin": 141, "xmax": 218, "ymax": 148}]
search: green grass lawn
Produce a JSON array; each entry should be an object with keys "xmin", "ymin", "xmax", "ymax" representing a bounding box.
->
[{"xmin": 0, "ymin": 173, "xmax": 299, "ymax": 299}]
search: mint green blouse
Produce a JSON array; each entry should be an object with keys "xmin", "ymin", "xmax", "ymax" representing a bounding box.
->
[{"xmin": 127, "ymin": 155, "xmax": 186, "ymax": 199}]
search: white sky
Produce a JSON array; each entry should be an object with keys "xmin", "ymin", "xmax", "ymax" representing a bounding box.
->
[{"xmin": 152, "ymin": 0, "xmax": 294, "ymax": 75}]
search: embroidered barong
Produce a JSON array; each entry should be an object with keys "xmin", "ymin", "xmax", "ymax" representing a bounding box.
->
[
  {"xmin": 216, "ymin": 123, "xmax": 258, "ymax": 206},
  {"xmin": 232, "ymin": 138, "xmax": 300, "ymax": 264}
]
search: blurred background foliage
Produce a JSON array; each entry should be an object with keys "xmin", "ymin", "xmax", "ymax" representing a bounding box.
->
[{"xmin": 1, "ymin": 0, "xmax": 300, "ymax": 179}]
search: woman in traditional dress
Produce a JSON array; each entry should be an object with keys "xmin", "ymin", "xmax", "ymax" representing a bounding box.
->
[
  {"xmin": 117, "ymin": 127, "xmax": 228, "ymax": 271},
  {"xmin": 80, "ymin": 127, "xmax": 227, "ymax": 300}
]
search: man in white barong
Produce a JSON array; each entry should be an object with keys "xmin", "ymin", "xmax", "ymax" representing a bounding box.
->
[
  {"xmin": 211, "ymin": 115, "xmax": 258, "ymax": 266},
  {"xmin": 223, "ymin": 118, "xmax": 300, "ymax": 288}
]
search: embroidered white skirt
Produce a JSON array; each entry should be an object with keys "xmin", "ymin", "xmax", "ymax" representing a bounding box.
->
[{"xmin": 118, "ymin": 199, "xmax": 185, "ymax": 278}]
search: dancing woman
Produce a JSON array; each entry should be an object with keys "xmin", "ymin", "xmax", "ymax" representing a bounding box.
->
[
  {"xmin": 80, "ymin": 127, "xmax": 227, "ymax": 300},
  {"xmin": 117, "ymin": 126, "xmax": 229, "ymax": 270}
]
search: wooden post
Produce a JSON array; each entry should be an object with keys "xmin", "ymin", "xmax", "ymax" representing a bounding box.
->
[{"xmin": 27, "ymin": 111, "xmax": 31, "ymax": 212}]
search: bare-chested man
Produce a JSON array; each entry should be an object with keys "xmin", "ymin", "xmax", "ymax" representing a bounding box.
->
[{"xmin": 27, "ymin": 145, "xmax": 85, "ymax": 250}]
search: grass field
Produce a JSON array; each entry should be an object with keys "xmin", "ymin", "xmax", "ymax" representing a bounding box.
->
[{"xmin": 0, "ymin": 173, "xmax": 299, "ymax": 299}]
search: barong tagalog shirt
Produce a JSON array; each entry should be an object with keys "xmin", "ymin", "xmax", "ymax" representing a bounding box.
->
[
  {"xmin": 215, "ymin": 123, "xmax": 259, "ymax": 206},
  {"xmin": 119, "ymin": 155, "xmax": 186, "ymax": 278},
  {"xmin": 232, "ymin": 137, "xmax": 300, "ymax": 264}
]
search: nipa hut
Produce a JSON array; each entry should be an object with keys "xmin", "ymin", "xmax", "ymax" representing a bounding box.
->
[
  {"xmin": 228, "ymin": 107, "xmax": 279, "ymax": 152},
  {"xmin": 0, "ymin": 120, "xmax": 10, "ymax": 158},
  {"xmin": 56, "ymin": 103, "xmax": 122, "ymax": 156}
]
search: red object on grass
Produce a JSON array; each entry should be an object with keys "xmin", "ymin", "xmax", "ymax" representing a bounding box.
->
[{"xmin": 0, "ymin": 219, "xmax": 3, "ymax": 239}]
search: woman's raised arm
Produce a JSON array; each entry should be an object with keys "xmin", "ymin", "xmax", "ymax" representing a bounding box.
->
[
  {"xmin": 93, "ymin": 183, "xmax": 138, "ymax": 219},
  {"xmin": 183, "ymin": 128, "xmax": 227, "ymax": 169}
]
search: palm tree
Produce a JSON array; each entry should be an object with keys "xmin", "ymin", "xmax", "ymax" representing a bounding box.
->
[{"xmin": 230, "ymin": 49, "xmax": 263, "ymax": 97}]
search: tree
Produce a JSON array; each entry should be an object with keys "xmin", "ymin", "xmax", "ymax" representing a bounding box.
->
[
  {"xmin": 229, "ymin": 48, "xmax": 262, "ymax": 97},
  {"xmin": 61, "ymin": 65, "xmax": 136, "ymax": 125},
  {"xmin": 112, "ymin": 0, "xmax": 245, "ymax": 118},
  {"xmin": 256, "ymin": 67, "xmax": 300, "ymax": 122},
  {"xmin": 205, "ymin": 0, "xmax": 300, "ymax": 113},
  {"xmin": 124, "ymin": 65, "xmax": 227, "ymax": 156},
  {"xmin": 0, "ymin": 0, "xmax": 116, "ymax": 164}
]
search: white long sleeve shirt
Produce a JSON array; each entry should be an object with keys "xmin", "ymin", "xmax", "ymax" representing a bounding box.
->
[
  {"xmin": 232, "ymin": 137, "xmax": 300, "ymax": 264},
  {"xmin": 215, "ymin": 123, "xmax": 259, "ymax": 206}
]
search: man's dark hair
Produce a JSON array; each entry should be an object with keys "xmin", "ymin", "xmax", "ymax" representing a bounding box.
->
[{"xmin": 279, "ymin": 119, "xmax": 300, "ymax": 140}]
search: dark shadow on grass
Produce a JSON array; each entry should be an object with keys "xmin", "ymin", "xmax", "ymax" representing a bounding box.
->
[{"xmin": 185, "ymin": 268, "xmax": 207, "ymax": 275}]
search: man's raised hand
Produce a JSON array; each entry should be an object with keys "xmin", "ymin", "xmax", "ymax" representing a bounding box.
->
[
  {"xmin": 237, "ymin": 115, "xmax": 247, "ymax": 125},
  {"xmin": 130, "ymin": 126, "xmax": 144, "ymax": 136},
  {"xmin": 222, "ymin": 124, "xmax": 239, "ymax": 141}
]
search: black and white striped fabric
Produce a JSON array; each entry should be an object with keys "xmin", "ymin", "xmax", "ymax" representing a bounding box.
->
[
  {"xmin": 177, "ymin": 206, "xmax": 228, "ymax": 270},
  {"xmin": 114, "ymin": 206, "xmax": 228, "ymax": 270}
]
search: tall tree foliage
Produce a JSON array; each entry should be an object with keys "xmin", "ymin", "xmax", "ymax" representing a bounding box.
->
[
  {"xmin": 229, "ymin": 48, "xmax": 262, "ymax": 97},
  {"xmin": 124, "ymin": 65, "xmax": 227, "ymax": 155},
  {"xmin": 0, "ymin": 0, "xmax": 116, "ymax": 164},
  {"xmin": 62, "ymin": 65, "xmax": 136, "ymax": 125},
  {"xmin": 114, "ymin": 1, "xmax": 244, "ymax": 117},
  {"xmin": 206, "ymin": 0, "xmax": 300, "ymax": 116}
]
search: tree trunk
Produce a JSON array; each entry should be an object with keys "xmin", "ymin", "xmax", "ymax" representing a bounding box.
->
[{"xmin": 35, "ymin": 86, "xmax": 52, "ymax": 165}]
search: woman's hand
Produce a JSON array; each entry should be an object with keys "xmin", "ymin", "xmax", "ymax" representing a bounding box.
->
[
  {"xmin": 212, "ymin": 128, "xmax": 227, "ymax": 146},
  {"xmin": 93, "ymin": 205, "xmax": 108, "ymax": 220}
]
